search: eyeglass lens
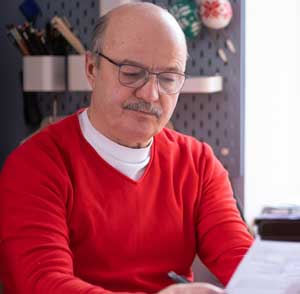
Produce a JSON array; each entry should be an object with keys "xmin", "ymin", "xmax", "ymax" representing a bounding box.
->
[{"xmin": 119, "ymin": 64, "xmax": 184, "ymax": 94}]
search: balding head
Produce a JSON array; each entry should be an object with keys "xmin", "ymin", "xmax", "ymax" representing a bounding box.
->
[
  {"xmin": 90, "ymin": 3, "xmax": 187, "ymax": 67},
  {"xmin": 86, "ymin": 3, "xmax": 187, "ymax": 148}
]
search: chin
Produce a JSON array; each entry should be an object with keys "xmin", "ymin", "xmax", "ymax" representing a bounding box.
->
[{"xmin": 125, "ymin": 123, "xmax": 158, "ymax": 141}]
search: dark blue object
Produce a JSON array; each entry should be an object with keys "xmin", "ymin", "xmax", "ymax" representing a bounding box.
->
[
  {"xmin": 19, "ymin": 0, "xmax": 42, "ymax": 24},
  {"xmin": 168, "ymin": 271, "xmax": 190, "ymax": 284}
]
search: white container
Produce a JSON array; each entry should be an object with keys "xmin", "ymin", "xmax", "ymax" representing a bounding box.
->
[
  {"xmin": 67, "ymin": 55, "xmax": 91, "ymax": 91},
  {"xmin": 182, "ymin": 76, "xmax": 223, "ymax": 93},
  {"xmin": 23, "ymin": 56, "xmax": 66, "ymax": 92}
]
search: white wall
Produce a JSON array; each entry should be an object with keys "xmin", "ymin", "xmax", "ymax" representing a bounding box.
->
[{"xmin": 245, "ymin": 0, "xmax": 300, "ymax": 222}]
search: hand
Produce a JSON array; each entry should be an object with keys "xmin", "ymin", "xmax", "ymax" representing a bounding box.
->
[{"xmin": 158, "ymin": 283, "xmax": 225, "ymax": 294}]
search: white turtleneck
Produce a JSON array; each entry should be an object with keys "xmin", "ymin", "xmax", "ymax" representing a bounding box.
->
[{"xmin": 78, "ymin": 109, "xmax": 152, "ymax": 181}]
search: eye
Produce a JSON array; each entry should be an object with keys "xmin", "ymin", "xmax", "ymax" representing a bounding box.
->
[
  {"xmin": 160, "ymin": 76, "xmax": 175, "ymax": 82},
  {"xmin": 123, "ymin": 72, "xmax": 143, "ymax": 77},
  {"xmin": 160, "ymin": 73, "xmax": 177, "ymax": 83}
]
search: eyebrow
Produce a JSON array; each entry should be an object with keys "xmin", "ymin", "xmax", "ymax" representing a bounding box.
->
[{"xmin": 121, "ymin": 58, "xmax": 183, "ymax": 73}]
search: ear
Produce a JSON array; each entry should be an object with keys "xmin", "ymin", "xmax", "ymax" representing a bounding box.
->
[{"xmin": 85, "ymin": 51, "xmax": 98, "ymax": 90}]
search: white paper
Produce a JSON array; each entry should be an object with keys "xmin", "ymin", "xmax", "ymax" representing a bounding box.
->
[{"xmin": 226, "ymin": 238, "xmax": 300, "ymax": 294}]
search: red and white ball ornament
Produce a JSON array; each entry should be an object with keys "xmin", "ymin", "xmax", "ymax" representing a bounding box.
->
[{"xmin": 200, "ymin": 0, "xmax": 233, "ymax": 30}]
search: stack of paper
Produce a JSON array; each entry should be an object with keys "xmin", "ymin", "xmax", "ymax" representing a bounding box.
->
[{"xmin": 226, "ymin": 238, "xmax": 300, "ymax": 294}]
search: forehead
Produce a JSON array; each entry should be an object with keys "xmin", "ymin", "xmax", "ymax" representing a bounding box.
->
[{"xmin": 102, "ymin": 7, "xmax": 187, "ymax": 71}]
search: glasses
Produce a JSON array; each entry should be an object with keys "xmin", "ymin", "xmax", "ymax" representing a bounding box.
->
[{"xmin": 95, "ymin": 51, "xmax": 186, "ymax": 94}]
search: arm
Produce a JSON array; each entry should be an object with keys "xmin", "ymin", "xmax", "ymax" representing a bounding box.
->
[
  {"xmin": 0, "ymin": 137, "xmax": 145, "ymax": 294},
  {"xmin": 195, "ymin": 144, "xmax": 253, "ymax": 286}
]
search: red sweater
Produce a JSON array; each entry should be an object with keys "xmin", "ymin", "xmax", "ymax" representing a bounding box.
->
[{"xmin": 0, "ymin": 112, "xmax": 253, "ymax": 293}]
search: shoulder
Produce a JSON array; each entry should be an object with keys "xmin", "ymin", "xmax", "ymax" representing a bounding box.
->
[
  {"xmin": 155, "ymin": 127, "xmax": 215, "ymax": 160},
  {"xmin": 1, "ymin": 112, "xmax": 80, "ymax": 180}
]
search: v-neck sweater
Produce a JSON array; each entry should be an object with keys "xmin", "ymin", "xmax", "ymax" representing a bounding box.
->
[{"xmin": 0, "ymin": 111, "xmax": 253, "ymax": 294}]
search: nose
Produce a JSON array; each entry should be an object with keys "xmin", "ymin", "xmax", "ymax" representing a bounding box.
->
[{"xmin": 135, "ymin": 74, "xmax": 160, "ymax": 102}]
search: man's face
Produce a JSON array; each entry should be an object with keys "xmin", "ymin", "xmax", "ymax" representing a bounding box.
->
[{"xmin": 86, "ymin": 8, "xmax": 187, "ymax": 147}]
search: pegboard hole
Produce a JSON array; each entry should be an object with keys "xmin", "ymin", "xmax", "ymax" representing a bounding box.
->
[
  {"xmin": 184, "ymin": 120, "xmax": 188, "ymax": 128},
  {"xmin": 200, "ymin": 103, "xmax": 204, "ymax": 111},
  {"xmin": 199, "ymin": 120, "xmax": 203, "ymax": 128},
  {"xmin": 207, "ymin": 130, "xmax": 212, "ymax": 137},
  {"xmin": 215, "ymin": 120, "xmax": 220, "ymax": 128},
  {"xmin": 84, "ymin": 95, "xmax": 89, "ymax": 104},
  {"xmin": 192, "ymin": 112, "xmax": 196, "ymax": 120},
  {"xmin": 208, "ymin": 112, "xmax": 212, "ymax": 120}
]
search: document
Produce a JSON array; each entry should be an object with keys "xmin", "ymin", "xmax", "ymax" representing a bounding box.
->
[{"xmin": 226, "ymin": 238, "xmax": 300, "ymax": 294}]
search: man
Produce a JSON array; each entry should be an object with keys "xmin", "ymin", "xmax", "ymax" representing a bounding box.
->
[{"xmin": 0, "ymin": 3, "xmax": 253, "ymax": 294}]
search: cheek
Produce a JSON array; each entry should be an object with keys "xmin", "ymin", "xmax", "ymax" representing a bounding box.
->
[{"xmin": 161, "ymin": 95, "xmax": 178, "ymax": 115}]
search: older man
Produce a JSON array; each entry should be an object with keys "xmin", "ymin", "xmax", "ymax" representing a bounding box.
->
[{"xmin": 0, "ymin": 3, "xmax": 253, "ymax": 294}]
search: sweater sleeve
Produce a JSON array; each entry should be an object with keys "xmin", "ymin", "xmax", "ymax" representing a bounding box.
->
[
  {"xmin": 0, "ymin": 137, "xmax": 145, "ymax": 294},
  {"xmin": 195, "ymin": 144, "xmax": 253, "ymax": 286}
]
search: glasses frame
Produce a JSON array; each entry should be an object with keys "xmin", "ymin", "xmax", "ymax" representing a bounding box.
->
[{"xmin": 94, "ymin": 51, "xmax": 186, "ymax": 94}]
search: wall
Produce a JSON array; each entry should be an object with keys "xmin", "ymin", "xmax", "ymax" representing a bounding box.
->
[
  {"xmin": 245, "ymin": 0, "xmax": 300, "ymax": 222},
  {"xmin": 0, "ymin": 1, "xmax": 31, "ymax": 167}
]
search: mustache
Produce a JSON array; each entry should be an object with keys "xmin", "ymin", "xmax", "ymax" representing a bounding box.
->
[{"xmin": 122, "ymin": 101, "xmax": 163, "ymax": 118}]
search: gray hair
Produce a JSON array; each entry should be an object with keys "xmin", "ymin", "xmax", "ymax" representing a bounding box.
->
[{"xmin": 89, "ymin": 13, "xmax": 110, "ymax": 67}]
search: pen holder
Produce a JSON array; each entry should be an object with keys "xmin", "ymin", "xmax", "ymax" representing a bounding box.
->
[
  {"xmin": 67, "ymin": 55, "xmax": 91, "ymax": 91},
  {"xmin": 23, "ymin": 56, "xmax": 66, "ymax": 92}
]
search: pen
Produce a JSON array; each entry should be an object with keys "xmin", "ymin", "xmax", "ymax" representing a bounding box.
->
[{"xmin": 168, "ymin": 271, "xmax": 190, "ymax": 284}]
